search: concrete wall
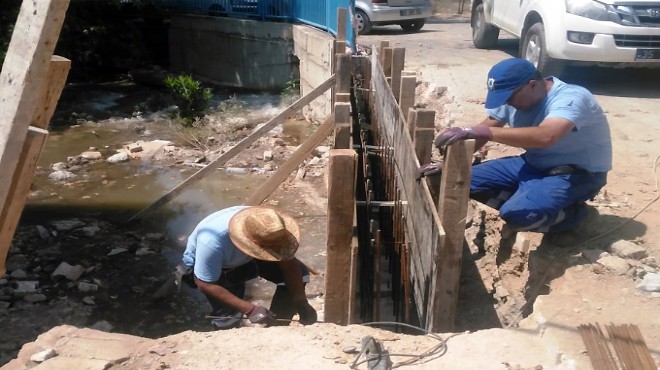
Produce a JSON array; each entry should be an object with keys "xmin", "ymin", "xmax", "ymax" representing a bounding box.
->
[
  {"xmin": 168, "ymin": 15, "xmax": 333, "ymax": 122},
  {"xmin": 292, "ymin": 25, "xmax": 334, "ymax": 124},
  {"xmin": 169, "ymin": 15, "xmax": 296, "ymax": 91}
]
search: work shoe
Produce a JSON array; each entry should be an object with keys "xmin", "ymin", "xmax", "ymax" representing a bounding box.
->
[
  {"xmin": 543, "ymin": 206, "xmax": 599, "ymax": 247},
  {"xmin": 209, "ymin": 310, "xmax": 242, "ymax": 330}
]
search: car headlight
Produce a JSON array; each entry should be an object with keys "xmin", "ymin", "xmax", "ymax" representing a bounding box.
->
[{"xmin": 565, "ymin": 0, "xmax": 612, "ymax": 21}]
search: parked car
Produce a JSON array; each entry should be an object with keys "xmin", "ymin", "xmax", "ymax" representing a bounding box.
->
[
  {"xmin": 355, "ymin": 0, "xmax": 433, "ymax": 35},
  {"xmin": 471, "ymin": 0, "xmax": 660, "ymax": 75}
]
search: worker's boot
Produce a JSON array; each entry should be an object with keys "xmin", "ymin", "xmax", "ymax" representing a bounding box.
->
[{"xmin": 269, "ymin": 285, "xmax": 295, "ymax": 325}]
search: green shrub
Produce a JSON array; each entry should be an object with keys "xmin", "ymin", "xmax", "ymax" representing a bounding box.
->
[{"xmin": 164, "ymin": 74, "xmax": 212, "ymax": 127}]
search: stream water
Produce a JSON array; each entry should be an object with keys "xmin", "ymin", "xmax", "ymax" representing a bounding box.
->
[{"xmin": 16, "ymin": 81, "xmax": 326, "ymax": 330}]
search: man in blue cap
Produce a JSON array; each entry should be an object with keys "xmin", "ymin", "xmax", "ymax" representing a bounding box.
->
[{"xmin": 434, "ymin": 58, "xmax": 611, "ymax": 240}]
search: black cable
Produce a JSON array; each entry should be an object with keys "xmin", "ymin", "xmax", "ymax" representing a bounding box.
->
[{"xmin": 351, "ymin": 321, "xmax": 451, "ymax": 368}]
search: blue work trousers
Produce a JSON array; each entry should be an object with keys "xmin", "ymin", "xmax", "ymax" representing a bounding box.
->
[{"xmin": 470, "ymin": 156, "xmax": 607, "ymax": 233}]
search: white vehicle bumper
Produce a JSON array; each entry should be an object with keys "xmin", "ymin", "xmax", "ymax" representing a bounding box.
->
[
  {"xmin": 368, "ymin": 4, "xmax": 433, "ymax": 23},
  {"xmin": 547, "ymin": 14, "xmax": 660, "ymax": 65}
]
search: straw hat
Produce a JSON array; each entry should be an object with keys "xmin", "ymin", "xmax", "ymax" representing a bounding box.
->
[{"xmin": 228, "ymin": 206, "xmax": 300, "ymax": 261}]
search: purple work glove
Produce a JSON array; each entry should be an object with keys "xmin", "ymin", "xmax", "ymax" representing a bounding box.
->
[
  {"xmin": 416, "ymin": 161, "xmax": 443, "ymax": 180},
  {"xmin": 246, "ymin": 304, "xmax": 276, "ymax": 326},
  {"xmin": 295, "ymin": 300, "xmax": 317, "ymax": 325},
  {"xmin": 434, "ymin": 126, "xmax": 493, "ymax": 149}
]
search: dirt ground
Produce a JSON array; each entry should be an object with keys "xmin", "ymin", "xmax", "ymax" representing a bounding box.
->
[{"xmin": 2, "ymin": 12, "xmax": 660, "ymax": 370}]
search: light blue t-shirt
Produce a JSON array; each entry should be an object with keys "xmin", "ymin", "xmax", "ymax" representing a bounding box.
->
[
  {"xmin": 486, "ymin": 77, "xmax": 612, "ymax": 173},
  {"xmin": 182, "ymin": 206, "xmax": 253, "ymax": 283}
]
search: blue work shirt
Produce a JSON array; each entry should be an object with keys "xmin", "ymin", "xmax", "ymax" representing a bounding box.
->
[
  {"xmin": 182, "ymin": 206, "xmax": 252, "ymax": 283},
  {"xmin": 487, "ymin": 77, "xmax": 612, "ymax": 173}
]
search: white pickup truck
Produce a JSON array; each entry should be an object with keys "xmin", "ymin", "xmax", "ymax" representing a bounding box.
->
[{"xmin": 470, "ymin": 0, "xmax": 660, "ymax": 75}]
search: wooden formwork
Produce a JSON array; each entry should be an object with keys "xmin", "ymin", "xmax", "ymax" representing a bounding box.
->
[{"xmin": 323, "ymin": 39, "xmax": 473, "ymax": 332}]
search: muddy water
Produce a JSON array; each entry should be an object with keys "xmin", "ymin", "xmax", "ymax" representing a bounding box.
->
[{"xmin": 20, "ymin": 87, "xmax": 322, "ymax": 319}]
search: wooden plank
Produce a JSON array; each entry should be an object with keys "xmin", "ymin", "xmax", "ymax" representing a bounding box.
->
[
  {"xmin": 0, "ymin": 0, "xmax": 69, "ymax": 212},
  {"xmin": 378, "ymin": 41, "xmax": 390, "ymax": 66},
  {"xmin": 432, "ymin": 139, "xmax": 475, "ymax": 331},
  {"xmin": 336, "ymin": 8, "xmax": 347, "ymax": 41},
  {"xmin": 334, "ymin": 102, "xmax": 351, "ymax": 149},
  {"xmin": 31, "ymin": 56, "xmax": 71, "ymax": 130},
  {"xmin": 414, "ymin": 109, "xmax": 436, "ymax": 165},
  {"xmin": 0, "ymin": 56, "xmax": 70, "ymax": 275},
  {"xmin": 390, "ymin": 48, "xmax": 405, "ymax": 103},
  {"xmin": 399, "ymin": 75, "xmax": 417, "ymax": 124},
  {"xmin": 336, "ymin": 53, "xmax": 351, "ymax": 95},
  {"xmin": 129, "ymin": 74, "xmax": 336, "ymax": 222},
  {"xmin": 382, "ymin": 47, "xmax": 393, "ymax": 78},
  {"xmin": 0, "ymin": 127, "xmax": 49, "ymax": 275},
  {"xmin": 324, "ymin": 149, "xmax": 357, "ymax": 325},
  {"xmin": 243, "ymin": 115, "xmax": 334, "ymax": 206}
]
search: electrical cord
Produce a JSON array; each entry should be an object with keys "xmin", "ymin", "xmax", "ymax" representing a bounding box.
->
[
  {"xmin": 351, "ymin": 321, "xmax": 456, "ymax": 368},
  {"xmin": 507, "ymin": 155, "xmax": 660, "ymax": 328}
]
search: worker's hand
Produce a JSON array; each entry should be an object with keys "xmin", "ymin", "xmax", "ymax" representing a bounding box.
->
[
  {"xmin": 246, "ymin": 304, "xmax": 276, "ymax": 326},
  {"xmin": 434, "ymin": 126, "xmax": 492, "ymax": 149},
  {"xmin": 295, "ymin": 300, "xmax": 317, "ymax": 325},
  {"xmin": 416, "ymin": 161, "xmax": 443, "ymax": 180}
]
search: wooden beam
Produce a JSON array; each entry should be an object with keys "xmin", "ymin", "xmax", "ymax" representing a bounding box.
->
[
  {"xmin": 414, "ymin": 109, "xmax": 436, "ymax": 165},
  {"xmin": 243, "ymin": 115, "xmax": 334, "ymax": 206},
  {"xmin": 324, "ymin": 149, "xmax": 357, "ymax": 325},
  {"xmin": 0, "ymin": 127, "xmax": 49, "ymax": 275},
  {"xmin": 31, "ymin": 56, "xmax": 71, "ymax": 130},
  {"xmin": 378, "ymin": 41, "xmax": 390, "ymax": 67},
  {"xmin": 390, "ymin": 48, "xmax": 405, "ymax": 103},
  {"xmin": 336, "ymin": 8, "xmax": 347, "ymax": 41},
  {"xmin": 0, "ymin": 56, "xmax": 70, "ymax": 275},
  {"xmin": 0, "ymin": 0, "xmax": 69, "ymax": 212},
  {"xmin": 382, "ymin": 47, "xmax": 393, "ymax": 78},
  {"xmin": 129, "ymin": 75, "xmax": 336, "ymax": 222},
  {"xmin": 432, "ymin": 139, "xmax": 475, "ymax": 331},
  {"xmin": 399, "ymin": 74, "xmax": 417, "ymax": 123},
  {"xmin": 335, "ymin": 53, "xmax": 351, "ymax": 95},
  {"xmin": 334, "ymin": 102, "xmax": 351, "ymax": 149}
]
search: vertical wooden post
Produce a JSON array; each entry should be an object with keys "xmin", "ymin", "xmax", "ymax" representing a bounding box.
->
[
  {"xmin": 335, "ymin": 53, "xmax": 351, "ymax": 95},
  {"xmin": 382, "ymin": 47, "xmax": 393, "ymax": 80},
  {"xmin": 391, "ymin": 48, "xmax": 405, "ymax": 103},
  {"xmin": 378, "ymin": 41, "xmax": 390, "ymax": 67},
  {"xmin": 413, "ymin": 109, "xmax": 436, "ymax": 165},
  {"xmin": 324, "ymin": 149, "xmax": 357, "ymax": 325},
  {"xmin": 334, "ymin": 102, "xmax": 351, "ymax": 149},
  {"xmin": 0, "ymin": 0, "xmax": 69, "ymax": 213},
  {"xmin": 337, "ymin": 8, "xmax": 347, "ymax": 42},
  {"xmin": 399, "ymin": 72, "xmax": 417, "ymax": 122},
  {"xmin": 433, "ymin": 139, "xmax": 475, "ymax": 331}
]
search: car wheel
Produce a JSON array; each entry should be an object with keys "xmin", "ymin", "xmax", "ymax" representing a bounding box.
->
[
  {"xmin": 520, "ymin": 22, "xmax": 565, "ymax": 76},
  {"xmin": 472, "ymin": 3, "xmax": 499, "ymax": 49},
  {"xmin": 355, "ymin": 9, "xmax": 372, "ymax": 35},
  {"xmin": 400, "ymin": 19, "xmax": 425, "ymax": 32}
]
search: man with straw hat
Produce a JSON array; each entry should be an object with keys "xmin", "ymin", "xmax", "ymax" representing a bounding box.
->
[{"xmin": 181, "ymin": 205, "xmax": 317, "ymax": 329}]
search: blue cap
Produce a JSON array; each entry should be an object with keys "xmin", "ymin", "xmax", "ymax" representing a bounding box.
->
[{"xmin": 485, "ymin": 58, "xmax": 538, "ymax": 109}]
